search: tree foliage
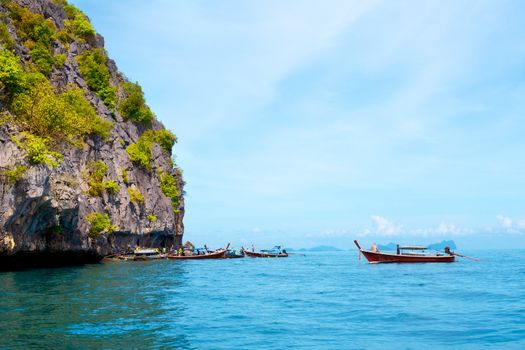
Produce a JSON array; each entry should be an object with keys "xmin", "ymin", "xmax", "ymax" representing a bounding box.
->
[
  {"xmin": 84, "ymin": 160, "xmax": 119, "ymax": 196},
  {"xmin": 86, "ymin": 212, "xmax": 116, "ymax": 238},
  {"xmin": 103, "ymin": 179, "xmax": 119, "ymax": 194},
  {"xmin": 3, "ymin": 165, "xmax": 27, "ymax": 185},
  {"xmin": 0, "ymin": 48, "xmax": 24, "ymax": 94},
  {"xmin": 126, "ymin": 132, "xmax": 154, "ymax": 169},
  {"xmin": 4, "ymin": 2, "xmax": 63, "ymax": 75},
  {"xmin": 121, "ymin": 168, "xmax": 128, "ymax": 184},
  {"xmin": 118, "ymin": 81, "xmax": 154, "ymax": 123},
  {"xmin": 160, "ymin": 172, "xmax": 180, "ymax": 211},
  {"xmin": 77, "ymin": 48, "xmax": 117, "ymax": 107},
  {"xmin": 154, "ymin": 129, "xmax": 177, "ymax": 152},
  {"xmin": 63, "ymin": 5, "xmax": 95, "ymax": 39},
  {"xmin": 126, "ymin": 129, "xmax": 177, "ymax": 169},
  {"xmin": 11, "ymin": 132, "xmax": 62, "ymax": 167},
  {"xmin": 10, "ymin": 71, "xmax": 113, "ymax": 146},
  {"xmin": 0, "ymin": 22, "xmax": 15, "ymax": 50},
  {"xmin": 0, "ymin": 1, "xmax": 115, "ymax": 167},
  {"xmin": 127, "ymin": 186, "xmax": 144, "ymax": 204}
]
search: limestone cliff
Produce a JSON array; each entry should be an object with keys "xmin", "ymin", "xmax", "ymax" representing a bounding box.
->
[{"xmin": 0, "ymin": 0, "xmax": 184, "ymax": 268}]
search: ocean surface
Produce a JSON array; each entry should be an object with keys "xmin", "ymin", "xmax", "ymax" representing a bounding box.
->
[{"xmin": 1, "ymin": 250, "xmax": 524, "ymax": 349}]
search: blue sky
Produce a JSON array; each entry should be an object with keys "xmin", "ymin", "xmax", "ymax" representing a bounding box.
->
[{"xmin": 72, "ymin": 0, "xmax": 525, "ymax": 249}]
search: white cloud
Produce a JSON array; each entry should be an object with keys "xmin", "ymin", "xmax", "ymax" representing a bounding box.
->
[
  {"xmin": 359, "ymin": 217, "xmax": 474, "ymax": 237},
  {"xmin": 497, "ymin": 215, "xmax": 513, "ymax": 229},
  {"xmin": 358, "ymin": 216, "xmax": 403, "ymax": 236},
  {"xmin": 435, "ymin": 223, "xmax": 461, "ymax": 235},
  {"xmin": 496, "ymin": 215, "xmax": 525, "ymax": 234}
]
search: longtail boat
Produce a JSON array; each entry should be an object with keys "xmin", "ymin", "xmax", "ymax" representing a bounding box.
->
[
  {"xmin": 354, "ymin": 240, "xmax": 455, "ymax": 264},
  {"xmin": 243, "ymin": 246, "xmax": 288, "ymax": 258},
  {"xmin": 132, "ymin": 248, "xmax": 166, "ymax": 261},
  {"xmin": 167, "ymin": 243, "xmax": 229, "ymax": 260},
  {"xmin": 167, "ymin": 249, "xmax": 226, "ymax": 260},
  {"xmin": 224, "ymin": 249, "xmax": 244, "ymax": 259}
]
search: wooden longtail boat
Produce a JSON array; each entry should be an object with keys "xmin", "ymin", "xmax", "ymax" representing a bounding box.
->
[
  {"xmin": 354, "ymin": 240, "xmax": 455, "ymax": 264},
  {"xmin": 244, "ymin": 250, "xmax": 288, "ymax": 258},
  {"xmin": 224, "ymin": 250, "xmax": 244, "ymax": 259},
  {"xmin": 243, "ymin": 246, "xmax": 288, "ymax": 258},
  {"xmin": 167, "ymin": 244, "xmax": 230, "ymax": 260},
  {"xmin": 167, "ymin": 249, "xmax": 227, "ymax": 260},
  {"xmin": 132, "ymin": 248, "xmax": 166, "ymax": 261}
]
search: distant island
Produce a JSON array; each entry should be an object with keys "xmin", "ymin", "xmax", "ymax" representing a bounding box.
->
[
  {"xmin": 377, "ymin": 240, "xmax": 457, "ymax": 251},
  {"xmin": 286, "ymin": 245, "xmax": 343, "ymax": 252}
]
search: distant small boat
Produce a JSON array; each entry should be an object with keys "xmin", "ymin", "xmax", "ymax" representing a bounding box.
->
[
  {"xmin": 354, "ymin": 240, "xmax": 455, "ymax": 263},
  {"xmin": 243, "ymin": 246, "xmax": 288, "ymax": 258}
]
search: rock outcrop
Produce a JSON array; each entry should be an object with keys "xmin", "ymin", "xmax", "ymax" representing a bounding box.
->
[{"xmin": 0, "ymin": 0, "xmax": 184, "ymax": 269}]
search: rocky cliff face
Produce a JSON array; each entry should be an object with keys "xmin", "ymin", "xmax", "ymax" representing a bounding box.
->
[{"xmin": 0, "ymin": 0, "xmax": 184, "ymax": 268}]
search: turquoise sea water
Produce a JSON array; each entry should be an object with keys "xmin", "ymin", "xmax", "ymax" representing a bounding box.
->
[{"xmin": 1, "ymin": 250, "xmax": 524, "ymax": 349}]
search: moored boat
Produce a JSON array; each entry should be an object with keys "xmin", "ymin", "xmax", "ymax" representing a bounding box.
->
[
  {"xmin": 224, "ymin": 249, "xmax": 244, "ymax": 258},
  {"xmin": 167, "ymin": 249, "xmax": 227, "ymax": 260},
  {"xmin": 132, "ymin": 248, "xmax": 166, "ymax": 261},
  {"xmin": 243, "ymin": 246, "xmax": 288, "ymax": 258},
  {"xmin": 354, "ymin": 240, "xmax": 455, "ymax": 264},
  {"xmin": 167, "ymin": 243, "xmax": 230, "ymax": 260}
]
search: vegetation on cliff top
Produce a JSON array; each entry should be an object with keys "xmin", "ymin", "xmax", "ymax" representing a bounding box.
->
[
  {"xmin": 3, "ymin": 1, "xmax": 66, "ymax": 75},
  {"xmin": 1, "ymin": 0, "xmax": 178, "ymax": 170},
  {"xmin": 0, "ymin": 48, "xmax": 113, "ymax": 166},
  {"xmin": 63, "ymin": 3, "xmax": 95, "ymax": 39}
]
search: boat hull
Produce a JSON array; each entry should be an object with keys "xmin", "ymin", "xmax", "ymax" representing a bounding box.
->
[
  {"xmin": 224, "ymin": 254, "xmax": 245, "ymax": 259},
  {"xmin": 361, "ymin": 250, "xmax": 455, "ymax": 264},
  {"xmin": 244, "ymin": 251, "xmax": 288, "ymax": 258},
  {"xmin": 167, "ymin": 250, "xmax": 227, "ymax": 260},
  {"xmin": 133, "ymin": 254, "xmax": 167, "ymax": 261}
]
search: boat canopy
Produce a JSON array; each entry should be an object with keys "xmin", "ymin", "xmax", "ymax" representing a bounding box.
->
[
  {"xmin": 399, "ymin": 246, "xmax": 427, "ymax": 250},
  {"xmin": 134, "ymin": 249, "xmax": 158, "ymax": 255},
  {"xmin": 261, "ymin": 246, "xmax": 283, "ymax": 253},
  {"xmin": 183, "ymin": 241, "xmax": 195, "ymax": 250},
  {"xmin": 194, "ymin": 247, "xmax": 209, "ymax": 253}
]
